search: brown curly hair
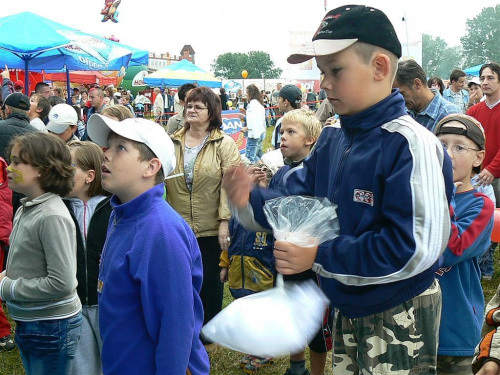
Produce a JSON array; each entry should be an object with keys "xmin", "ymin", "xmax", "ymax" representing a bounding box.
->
[{"xmin": 8, "ymin": 132, "xmax": 75, "ymax": 196}]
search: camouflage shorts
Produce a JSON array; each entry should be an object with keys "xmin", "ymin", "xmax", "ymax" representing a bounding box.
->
[
  {"xmin": 333, "ymin": 279, "xmax": 442, "ymax": 374},
  {"xmin": 437, "ymin": 356, "xmax": 473, "ymax": 375}
]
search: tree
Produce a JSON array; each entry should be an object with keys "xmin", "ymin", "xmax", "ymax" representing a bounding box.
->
[
  {"xmin": 461, "ymin": 5, "xmax": 500, "ymax": 67},
  {"xmin": 211, "ymin": 51, "xmax": 282, "ymax": 79},
  {"xmin": 422, "ymin": 34, "xmax": 463, "ymax": 79},
  {"xmin": 422, "ymin": 34, "xmax": 448, "ymax": 77}
]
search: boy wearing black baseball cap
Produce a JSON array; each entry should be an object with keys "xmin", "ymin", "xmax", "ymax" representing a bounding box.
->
[
  {"xmin": 223, "ymin": 5, "xmax": 453, "ymax": 374},
  {"xmin": 271, "ymin": 84, "xmax": 303, "ymax": 150}
]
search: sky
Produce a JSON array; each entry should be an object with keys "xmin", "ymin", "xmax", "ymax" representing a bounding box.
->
[{"xmin": 2, "ymin": 0, "xmax": 499, "ymax": 73}]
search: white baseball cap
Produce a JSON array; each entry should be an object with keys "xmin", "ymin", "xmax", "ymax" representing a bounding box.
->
[
  {"xmin": 87, "ymin": 114, "xmax": 176, "ymax": 177},
  {"xmin": 47, "ymin": 104, "xmax": 77, "ymax": 134}
]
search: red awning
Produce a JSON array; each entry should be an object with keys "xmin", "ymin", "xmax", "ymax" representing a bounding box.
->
[{"xmin": 45, "ymin": 71, "xmax": 117, "ymax": 86}]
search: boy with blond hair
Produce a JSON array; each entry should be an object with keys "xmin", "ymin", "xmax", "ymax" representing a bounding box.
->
[
  {"xmin": 87, "ymin": 115, "xmax": 209, "ymax": 375},
  {"xmin": 223, "ymin": 5, "xmax": 452, "ymax": 374}
]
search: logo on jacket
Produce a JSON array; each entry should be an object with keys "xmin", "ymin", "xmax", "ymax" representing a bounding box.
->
[{"xmin": 353, "ymin": 189, "xmax": 374, "ymax": 206}]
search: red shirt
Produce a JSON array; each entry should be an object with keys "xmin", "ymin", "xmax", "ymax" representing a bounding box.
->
[{"xmin": 467, "ymin": 101, "xmax": 500, "ymax": 177}]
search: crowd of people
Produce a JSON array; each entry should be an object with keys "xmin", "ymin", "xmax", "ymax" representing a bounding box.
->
[{"xmin": 1, "ymin": 4, "xmax": 500, "ymax": 375}]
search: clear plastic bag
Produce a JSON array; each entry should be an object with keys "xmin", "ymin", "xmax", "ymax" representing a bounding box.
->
[
  {"xmin": 263, "ymin": 196, "xmax": 339, "ymax": 246},
  {"xmin": 260, "ymin": 149, "xmax": 284, "ymax": 175},
  {"xmin": 201, "ymin": 196, "xmax": 339, "ymax": 357}
]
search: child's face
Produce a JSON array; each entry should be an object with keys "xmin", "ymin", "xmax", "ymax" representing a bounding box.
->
[
  {"xmin": 437, "ymin": 125, "xmax": 484, "ymax": 187},
  {"xmin": 279, "ymin": 121, "xmax": 314, "ymax": 161},
  {"xmin": 68, "ymin": 150, "xmax": 92, "ymax": 200},
  {"xmin": 29, "ymin": 95, "xmax": 39, "ymax": 115},
  {"xmin": 7, "ymin": 145, "xmax": 44, "ymax": 200},
  {"xmin": 316, "ymin": 46, "xmax": 377, "ymax": 116},
  {"xmin": 102, "ymin": 133, "xmax": 148, "ymax": 203}
]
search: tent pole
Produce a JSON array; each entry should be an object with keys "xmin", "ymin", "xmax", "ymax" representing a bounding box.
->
[
  {"xmin": 65, "ymin": 65, "xmax": 71, "ymax": 104},
  {"xmin": 24, "ymin": 57, "xmax": 29, "ymax": 95}
]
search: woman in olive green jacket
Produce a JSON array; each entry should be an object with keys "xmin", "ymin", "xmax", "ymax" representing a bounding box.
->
[{"xmin": 166, "ymin": 87, "xmax": 240, "ymax": 346}]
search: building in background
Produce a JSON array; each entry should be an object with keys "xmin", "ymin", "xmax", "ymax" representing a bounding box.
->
[{"xmin": 148, "ymin": 45, "xmax": 195, "ymax": 72}]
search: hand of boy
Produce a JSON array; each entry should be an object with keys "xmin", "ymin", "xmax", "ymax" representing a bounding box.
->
[
  {"xmin": 222, "ymin": 165, "xmax": 253, "ymax": 208},
  {"xmin": 476, "ymin": 360, "xmax": 500, "ymax": 375},
  {"xmin": 273, "ymin": 240, "xmax": 318, "ymax": 275}
]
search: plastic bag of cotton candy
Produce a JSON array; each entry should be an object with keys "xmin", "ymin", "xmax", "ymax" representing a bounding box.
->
[{"xmin": 201, "ymin": 196, "xmax": 339, "ymax": 357}]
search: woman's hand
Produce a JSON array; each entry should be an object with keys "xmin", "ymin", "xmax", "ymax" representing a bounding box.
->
[
  {"xmin": 218, "ymin": 220, "xmax": 230, "ymax": 251},
  {"xmin": 220, "ymin": 267, "xmax": 228, "ymax": 283}
]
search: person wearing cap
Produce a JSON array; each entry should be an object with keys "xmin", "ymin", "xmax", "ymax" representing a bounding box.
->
[
  {"xmin": 394, "ymin": 59, "xmax": 461, "ymax": 131},
  {"xmin": 433, "ymin": 114, "xmax": 494, "ymax": 374},
  {"xmin": 270, "ymin": 84, "xmax": 303, "ymax": 150},
  {"xmin": 86, "ymin": 114, "xmax": 210, "ymax": 375},
  {"xmin": 443, "ymin": 69, "xmax": 470, "ymax": 113},
  {"xmin": 13, "ymin": 80, "xmax": 24, "ymax": 93},
  {"xmin": 223, "ymin": 5, "xmax": 453, "ymax": 374},
  {"xmin": 46, "ymin": 104, "xmax": 79, "ymax": 144},
  {"xmin": 467, "ymin": 77, "xmax": 484, "ymax": 110},
  {"xmin": 0, "ymin": 92, "xmax": 36, "ymax": 161}
]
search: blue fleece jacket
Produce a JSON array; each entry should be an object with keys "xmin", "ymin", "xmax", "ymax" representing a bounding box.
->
[
  {"xmin": 98, "ymin": 184, "xmax": 209, "ymax": 374},
  {"xmin": 248, "ymin": 90, "xmax": 453, "ymax": 318},
  {"xmin": 436, "ymin": 189, "xmax": 494, "ymax": 356}
]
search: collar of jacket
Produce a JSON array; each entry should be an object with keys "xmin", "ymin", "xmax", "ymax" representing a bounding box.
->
[
  {"xmin": 339, "ymin": 89, "xmax": 407, "ymax": 133},
  {"xmin": 171, "ymin": 127, "xmax": 225, "ymax": 144}
]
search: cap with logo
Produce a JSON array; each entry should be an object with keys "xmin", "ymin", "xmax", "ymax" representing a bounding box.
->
[
  {"xmin": 288, "ymin": 5, "xmax": 402, "ymax": 64},
  {"xmin": 46, "ymin": 104, "xmax": 78, "ymax": 134},
  {"xmin": 2, "ymin": 93, "xmax": 30, "ymax": 111},
  {"xmin": 87, "ymin": 114, "xmax": 176, "ymax": 177},
  {"xmin": 434, "ymin": 113, "xmax": 485, "ymax": 150}
]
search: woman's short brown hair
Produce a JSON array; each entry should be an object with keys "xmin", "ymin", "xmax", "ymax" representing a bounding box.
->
[
  {"xmin": 8, "ymin": 132, "xmax": 74, "ymax": 196},
  {"xmin": 101, "ymin": 105, "xmax": 134, "ymax": 121},
  {"xmin": 184, "ymin": 86, "xmax": 222, "ymax": 131},
  {"xmin": 67, "ymin": 140, "xmax": 109, "ymax": 197}
]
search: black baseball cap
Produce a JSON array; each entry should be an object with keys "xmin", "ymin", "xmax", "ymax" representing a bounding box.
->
[
  {"xmin": 434, "ymin": 114, "xmax": 485, "ymax": 150},
  {"xmin": 2, "ymin": 93, "xmax": 30, "ymax": 111},
  {"xmin": 288, "ymin": 5, "xmax": 402, "ymax": 64},
  {"xmin": 278, "ymin": 85, "xmax": 302, "ymax": 106}
]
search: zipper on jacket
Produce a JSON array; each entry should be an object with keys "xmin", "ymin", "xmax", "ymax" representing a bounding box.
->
[
  {"xmin": 99, "ymin": 215, "xmax": 119, "ymax": 282},
  {"xmin": 333, "ymin": 131, "xmax": 357, "ymax": 203},
  {"xmin": 82, "ymin": 199, "xmax": 107, "ymax": 305},
  {"xmin": 82, "ymin": 201, "xmax": 89, "ymax": 305},
  {"xmin": 240, "ymin": 234, "xmax": 245, "ymax": 290}
]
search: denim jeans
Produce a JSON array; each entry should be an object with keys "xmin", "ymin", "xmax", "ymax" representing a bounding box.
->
[
  {"xmin": 15, "ymin": 312, "xmax": 83, "ymax": 375},
  {"xmin": 479, "ymin": 242, "xmax": 497, "ymax": 277},
  {"xmin": 246, "ymin": 134, "xmax": 264, "ymax": 163}
]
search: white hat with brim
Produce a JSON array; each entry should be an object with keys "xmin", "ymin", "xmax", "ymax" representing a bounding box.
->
[
  {"xmin": 87, "ymin": 114, "xmax": 176, "ymax": 177},
  {"xmin": 287, "ymin": 39, "xmax": 358, "ymax": 64}
]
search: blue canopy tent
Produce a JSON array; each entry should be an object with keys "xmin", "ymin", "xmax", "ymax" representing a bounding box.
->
[
  {"xmin": 144, "ymin": 59, "xmax": 221, "ymax": 88},
  {"xmin": 0, "ymin": 12, "xmax": 147, "ymax": 99},
  {"xmin": 464, "ymin": 64, "xmax": 484, "ymax": 77}
]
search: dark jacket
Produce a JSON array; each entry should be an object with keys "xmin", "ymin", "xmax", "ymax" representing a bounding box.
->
[
  {"xmin": 64, "ymin": 196, "xmax": 112, "ymax": 306},
  {"xmin": 0, "ymin": 113, "xmax": 35, "ymax": 161}
]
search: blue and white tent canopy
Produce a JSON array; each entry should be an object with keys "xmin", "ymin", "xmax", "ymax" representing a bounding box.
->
[{"xmin": 144, "ymin": 59, "xmax": 221, "ymax": 88}]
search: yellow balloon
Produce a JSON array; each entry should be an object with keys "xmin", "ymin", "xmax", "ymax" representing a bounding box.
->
[
  {"xmin": 241, "ymin": 70, "xmax": 248, "ymax": 79},
  {"xmin": 227, "ymin": 100, "xmax": 233, "ymax": 107}
]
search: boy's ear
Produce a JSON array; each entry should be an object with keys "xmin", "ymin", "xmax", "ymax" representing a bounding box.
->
[
  {"xmin": 305, "ymin": 136, "xmax": 316, "ymax": 147},
  {"xmin": 36, "ymin": 106, "xmax": 43, "ymax": 114},
  {"xmin": 473, "ymin": 150, "xmax": 485, "ymax": 168},
  {"xmin": 372, "ymin": 53, "xmax": 391, "ymax": 82},
  {"xmin": 143, "ymin": 158, "xmax": 162, "ymax": 179}
]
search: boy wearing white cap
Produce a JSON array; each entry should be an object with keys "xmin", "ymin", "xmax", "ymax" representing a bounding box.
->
[
  {"xmin": 47, "ymin": 103, "xmax": 79, "ymax": 143},
  {"xmin": 86, "ymin": 115, "xmax": 209, "ymax": 375}
]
